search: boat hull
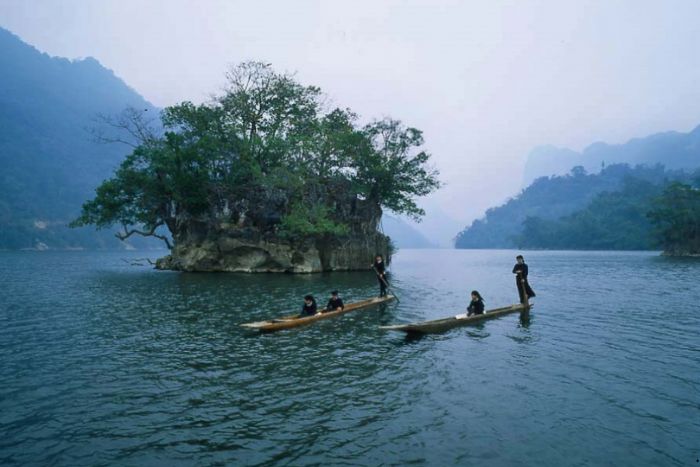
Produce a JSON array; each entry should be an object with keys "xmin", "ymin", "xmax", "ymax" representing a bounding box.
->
[
  {"xmin": 241, "ymin": 295, "xmax": 396, "ymax": 332},
  {"xmin": 379, "ymin": 303, "xmax": 531, "ymax": 334}
]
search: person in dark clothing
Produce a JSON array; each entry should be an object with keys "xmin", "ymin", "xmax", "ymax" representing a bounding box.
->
[
  {"xmin": 512, "ymin": 255, "xmax": 536, "ymax": 304},
  {"xmin": 371, "ymin": 255, "xmax": 388, "ymax": 297},
  {"xmin": 300, "ymin": 294, "xmax": 318, "ymax": 317},
  {"xmin": 467, "ymin": 290, "xmax": 485, "ymax": 317},
  {"xmin": 324, "ymin": 291, "xmax": 344, "ymax": 313}
]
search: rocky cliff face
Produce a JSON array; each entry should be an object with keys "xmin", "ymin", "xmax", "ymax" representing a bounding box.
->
[
  {"xmin": 155, "ymin": 233, "xmax": 390, "ymax": 272},
  {"xmin": 155, "ymin": 199, "xmax": 392, "ymax": 272}
]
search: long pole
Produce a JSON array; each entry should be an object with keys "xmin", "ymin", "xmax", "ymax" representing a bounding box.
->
[{"xmin": 373, "ymin": 265, "xmax": 400, "ymax": 303}]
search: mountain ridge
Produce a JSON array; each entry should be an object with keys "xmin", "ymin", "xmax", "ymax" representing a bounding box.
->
[
  {"xmin": 0, "ymin": 26, "xmax": 159, "ymax": 249},
  {"xmin": 0, "ymin": 27, "xmax": 430, "ymax": 251},
  {"xmin": 523, "ymin": 124, "xmax": 700, "ymax": 185},
  {"xmin": 456, "ymin": 163, "xmax": 690, "ymax": 249}
]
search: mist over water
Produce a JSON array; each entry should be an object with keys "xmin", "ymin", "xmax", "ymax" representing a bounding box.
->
[{"xmin": 1, "ymin": 249, "xmax": 699, "ymax": 466}]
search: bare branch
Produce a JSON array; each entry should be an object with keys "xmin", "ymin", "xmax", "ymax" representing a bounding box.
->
[
  {"xmin": 116, "ymin": 222, "xmax": 173, "ymax": 249},
  {"xmin": 89, "ymin": 106, "xmax": 161, "ymax": 148},
  {"xmin": 121, "ymin": 258, "xmax": 156, "ymax": 266}
]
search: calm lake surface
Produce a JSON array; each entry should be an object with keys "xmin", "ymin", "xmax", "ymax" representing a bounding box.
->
[{"xmin": 1, "ymin": 249, "xmax": 698, "ymax": 466}]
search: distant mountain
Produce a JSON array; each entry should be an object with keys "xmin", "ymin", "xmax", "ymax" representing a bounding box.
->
[
  {"xmin": 404, "ymin": 203, "xmax": 463, "ymax": 248},
  {"xmin": 455, "ymin": 163, "xmax": 685, "ymax": 249},
  {"xmin": 523, "ymin": 126, "xmax": 700, "ymax": 185},
  {"xmin": 516, "ymin": 177, "xmax": 662, "ymax": 250},
  {"xmin": 0, "ymin": 27, "xmax": 160, "ymax": 249},
  {"xmin": 521, "ymin": 145, "xmax": 581, "ymax": 185},
  {"xmin": 381, "ymin": 215, "xmax": 435, "ymax": 249}
]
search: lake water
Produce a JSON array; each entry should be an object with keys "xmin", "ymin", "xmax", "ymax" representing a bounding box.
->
[{"xmin": 1, "ymin": 249, "xmax": 698, "ymax": 466}]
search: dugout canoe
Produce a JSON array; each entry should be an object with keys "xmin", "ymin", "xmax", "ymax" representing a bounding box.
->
[
  {"xmin": 379, "ymin": 303, "xmax": 531, "ymax": 334},
  {"xmin": 240, "ymin": 295, "xmax": 395, "ymax": 332}
]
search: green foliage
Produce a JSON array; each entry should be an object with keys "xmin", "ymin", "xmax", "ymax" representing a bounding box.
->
[
  {"xmin": 517, "ymin": 178, "xmax": 663, "ymax": 250},
  {"xmin": 354, "ymin": 119, "xmax": 441, "ymax": 220},
  {"xmin": 455, "ymin": 163, "xmax": 687, "ymax": 249},
  {"xmin": 647, "ymin": 182, "xmax": 700, "ymax": 255},
  {"xmin": 387, "ymin": 236, "xmax": 398, "ymax": 257},
  {"xmin": 74, "ymin": 62, "xmax": 441, "ymax": 244},
  {"xmin": 280, "ymin": 203, "xmax": 349, "ymax": 237}
]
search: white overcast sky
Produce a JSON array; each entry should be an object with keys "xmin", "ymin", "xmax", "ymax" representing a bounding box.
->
[{"xmin": 2, "ymin": 0, "xmax": 700, "ymax": 241}]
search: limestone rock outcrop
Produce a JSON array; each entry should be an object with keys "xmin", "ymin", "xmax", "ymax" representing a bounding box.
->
[{"xmin": 155, "ymin": 198, "xmax": 392, "ymax": 272}]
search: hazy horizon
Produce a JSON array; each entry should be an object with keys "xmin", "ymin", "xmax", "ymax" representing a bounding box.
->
[{"xmin": 2, "ymin": 0, "xmax": 700, "ymax": 244}]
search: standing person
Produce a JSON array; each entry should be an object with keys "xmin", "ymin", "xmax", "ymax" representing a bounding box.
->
[
  {"xmin": 512, "ymin": 255, "xmax": 536, "ymax": 304},
  {"xmin": 324, "ymin": 291, "xmax": 344, "ymax": 313},
  {"xmin": 371, "ymin": 255, "xmax": 388, "ymax": 297},
  {"xmin": 300, "ymin": 295, "xmax": 318, "ymax": 317},
  {"xmin": 467, "ymin": 290, "xmax": 485, "ymax": 317}
]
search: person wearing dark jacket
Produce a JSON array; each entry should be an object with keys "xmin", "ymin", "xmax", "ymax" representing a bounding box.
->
[
  {"xmin": 324, "ymin": 291, "xmax": 344, "ymax": 313},
  {"xmin": 300, "ymin": 295, "xmax": 318, "ymax": 317},
  {"xmin": 371, "ymin": 255, "xmax": 388, "ymax": 297},
  {"xmin": 512, "ymin": 255, "xmax": 536, "ymax": 304},
  {"xmin": 467, "ymin": 290, "xmax": 485, "ymax": 317}
]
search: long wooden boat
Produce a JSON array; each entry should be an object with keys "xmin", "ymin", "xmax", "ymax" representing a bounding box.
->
[
  {"xmin": 379, "ymin": 303, "xmax": 531, "ymax": 334},
  {"xmin": 240, "ymin": 295, "xmax": 395, "ymax": 332}
]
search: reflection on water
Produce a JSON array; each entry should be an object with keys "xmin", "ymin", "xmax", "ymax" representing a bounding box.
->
[
  {"xmin": 518, "ymin": 309, "xmax": 531, "ymax": 327},
  {"xmin": 0, "ymin": 249, "xmax": 699, "ymax": 466}
]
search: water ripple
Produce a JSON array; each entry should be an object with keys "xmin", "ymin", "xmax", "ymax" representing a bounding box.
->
[{"xmin": 0, "ymin": 250, "xmax": 699, "ymax": 466}]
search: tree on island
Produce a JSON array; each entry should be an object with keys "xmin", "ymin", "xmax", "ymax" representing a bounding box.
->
[
  {"xmin": 72, "ymin": 62, "xmax": 440, "ymax": 271},
  {"xmin": 647, "ymin": 181, "xmax": 700, "ymax": 256}
]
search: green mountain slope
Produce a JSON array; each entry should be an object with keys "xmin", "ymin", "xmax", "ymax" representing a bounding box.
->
[
  {"xmin": 0, "ymin": 27, "xmax": 159, "ymax": 249},
  {"xmin": 517, "ymin": 178, "xmax": 663, "ymax": 250},
  {"xmin": 455, "ymin": 164, "xmax": 685, "ymax": 249}
]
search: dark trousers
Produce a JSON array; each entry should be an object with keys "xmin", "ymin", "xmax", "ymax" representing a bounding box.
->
[
  {"xmin": 517, "ymin": 278, "xmax": 536, "ymax": 303},
  {"xmin": 378, "ymin": 276, "xmax": 388, "ymax": 296}
]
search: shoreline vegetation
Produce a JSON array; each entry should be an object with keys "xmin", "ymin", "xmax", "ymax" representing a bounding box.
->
[
  {"xmin": 71, "ymin": 62, "xmax": 440, "ymax": 272},
  {"xmin": 455, "ymin": 164, "xmax": 700, "ymax": 257}
]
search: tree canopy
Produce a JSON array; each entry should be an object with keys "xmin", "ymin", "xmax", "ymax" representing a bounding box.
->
[
  {"xmin": 455, "ymin": 163, "xmax": 699, "ymax": 251},
  {"xmin": 517, "ymin": 177, "xmax": 663, "ymax": 250},
  {"xmin": 72, "ymin": 62, "xmax": 441, "ymax": 246},
  {"xmin": 647, "ymin": 181, "xmax": 700, "ymax": 255},
  {"xmin": 455, "ymin": 164, "xmax": 674, "ymax": 249}
]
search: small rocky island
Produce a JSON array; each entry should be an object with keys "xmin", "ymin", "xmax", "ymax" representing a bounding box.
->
[
  {"xmin": 73, "ymin": 62, "xmax": 440, "ymax": 272},
  {"xmin": 155, "ymin": 189, "xmax": 390, "ymax": 272}
]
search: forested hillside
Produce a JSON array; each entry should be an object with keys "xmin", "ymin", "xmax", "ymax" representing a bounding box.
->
[
  {"xmin": 455, "ymin": 164, "xmax": 691, "ymax": 249},
  {"xmin": 0, "ymin": 28, "xmax": 432, "ymax": 251},
  {"xmin": 0, "ymin": 27, "xmax": 158, "ymax": 249},
  {"xmin": 517, "ymin": 178, "xmax": 662, "ymax": 250}
]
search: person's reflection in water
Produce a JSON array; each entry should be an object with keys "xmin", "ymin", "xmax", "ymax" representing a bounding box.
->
[
  {"xmin": 519, "ymin": 309, "xmax": 531, "ymax": 328},
  {"xmin": 466, "ymin": 323, "xmax": 489, "ymax": 339},
  {"xmin": 402, "ymin": 332, "xmax": 425, "ymax": 343}
]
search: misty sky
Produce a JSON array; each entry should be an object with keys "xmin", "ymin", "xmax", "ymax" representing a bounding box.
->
[{"xmin": 2, "ymin": 0, "xmax": 700, "ymax": 242}]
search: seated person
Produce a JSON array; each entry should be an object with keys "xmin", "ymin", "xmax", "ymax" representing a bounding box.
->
[
  {"xmin": 324, "ymin": 290, "xmax": 344, "ymax": 313},
  {"xmin": 467, "ymin": 290, "xmax": 485, "ymax": 317},
  {"xmin": 300, "ymin": 294, "xmax": 318, "ymax": 317}
]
